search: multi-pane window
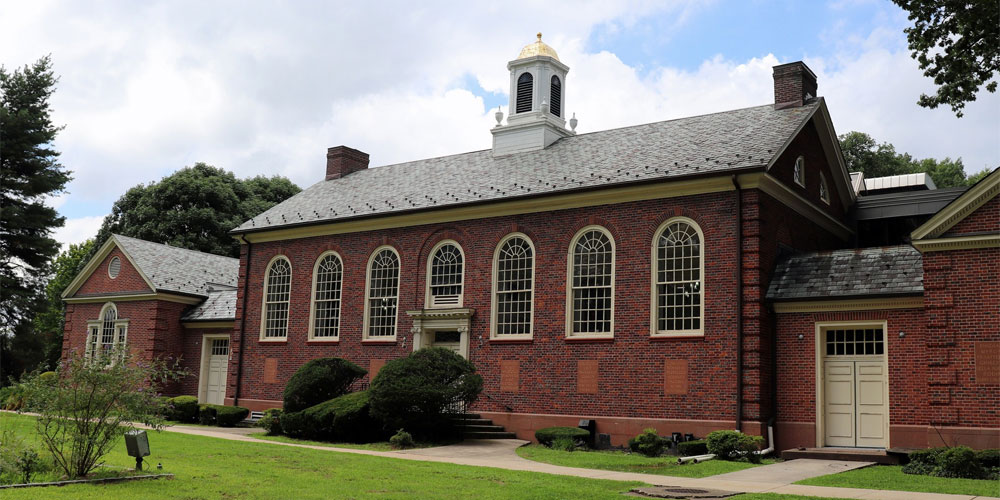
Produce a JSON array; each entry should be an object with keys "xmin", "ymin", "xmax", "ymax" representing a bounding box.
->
[
  {"xmin": 569, "ymin": 228, "xmax": 614, "ymax": 335},
  {"xmin": 211, "ymin": 338, "xmax": 230, "ymax": 356},
  {"xmin": 429, "ymin": 243, "xmax": 463, "ymax": 307},
  {"xmin": 366, "ymin": 248, "xmax": 400, "ymax": 339},
  {"xmin": 494, "ymin": 235, "xmax": 534, "ymax": 337},
  {"xmin": 825, "ymin": 328, "xmax": 884, "ymax": 356},
  {"xmin": 311, "ymin": 253, "xmax": 343, "ymax": 339},
  {"xmin": 100, "ymin": 305, "xmax": 117, "ymax": 354},
  {"xmin": 655, "ymin": 220, "xmax": 703, "ymax": 334},
  {"xmin": 86, "ymin": 303, "xmax": 127, "ymax": 361},
  {"xmin": 262, "ymin": 257, "xmax": 291, "ymax": 339}
]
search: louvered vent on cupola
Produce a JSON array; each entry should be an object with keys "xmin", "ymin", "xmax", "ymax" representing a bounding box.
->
[
  {"xmin": 550, "ymin": 75, "xmax": 561, "ymax": 117},
  {"xmin": 515, "ymin": 72, "xmax": 533, "ymax": 113}
]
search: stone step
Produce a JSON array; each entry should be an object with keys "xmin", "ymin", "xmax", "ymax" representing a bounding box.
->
[
  {"xmin": 456, "ymin": 424, "xmax": 505, "ymax": 432},
  {"xmin": 450, "ymin": 413, "xmax": 481, "ymax": 420},
  {"xmin": 463, "ymin": 431, "xmax": 518, "ymax": 439},
  {"xmin": 452, "ymin": 418, "xmax": 494, "ymax": 426},
  {"xmin": 780, "ymin": 447, "xmax": 900, "ymax": 465}
]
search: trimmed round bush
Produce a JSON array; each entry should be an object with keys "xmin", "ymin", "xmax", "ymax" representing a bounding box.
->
[
  {"xmin": 369, "ymin": 348, "xmax": 482, "ymax": 439},
  {"xmin": 627, "ymin": 428, "xmax": 670, "ymax": 457},
  {"xmin": 257, "ymin": 408, "xmax": 284, "ymax": 435},
  {"xmin": 166, "ymin": 395, "xmax": 199, "ymax": 422},
  {"xmin": 198, "ymin": 404, "xmax": 217, "ymax": 425},
  {"xmin": 214, "ymin": 405, "xmax": 250, "ymax": 427},
  {"xmin": 283, "ymin": 357, "xmax": 366, "ymax": 413},
  {"xmin": 279, "ymin": 391, "xmax": 383, "ymax": 442},
  {"xmin": 39, "ymin": 371, "xmax": 58, "ymax": 385},
  {"xmin": 390, "ymin": 429, "xmax": 415, "ymax": 450},
  {"xmin": 280, "ymin": 409, "xmax": 310, "ymax": 438},
  {"xmin": 936, "ymin": 446, "xmax": 985, "ymax": 479},
  {"xmin": 975, "ymin": 448, "xmax": 999, "ymax": 469},
  {"xmin": 706, "ymin": 430, "xmax": 763, "ymax": 463},
  {"xmin": 535, "ymin": 427, "xmax": 590, "ymax": 447},
  {"xmin": 677, "ymin": 439, "xmax": 708, "ymax": 457},
  {"xmin": 904, "ymin": 446, "xmax": 995, "ymax": 479}
]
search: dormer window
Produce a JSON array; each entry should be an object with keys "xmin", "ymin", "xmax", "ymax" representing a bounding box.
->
[
  {"xmin": 820, "ymin": 172, "xmax": 830, "ymax": 204},
  {"xmin": 515, "ymin": 72, "xmax": 533, "ymax": 113},
  {"xmin": 794, "ymin": 156, "xmax": 806, "ymax": 187},
  {"xmin": 550, "ymin": 75, "xmax": 562, "ymax": 117}
]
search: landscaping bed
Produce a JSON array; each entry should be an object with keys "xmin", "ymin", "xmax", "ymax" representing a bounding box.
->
[
  {"xmin": 795, "ymin": 464, "xmax": 1000, "ymax": 497},
  {"xmin": 516, "ymin": 445, "xmax": 776, "ymax": 478}
]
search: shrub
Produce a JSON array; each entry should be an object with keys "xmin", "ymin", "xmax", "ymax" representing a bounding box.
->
[
  {"xmin": 535, "ymin": 427, "xmax": 590, "ymax": 447},
  {"xmin": 283, "ymin": 358, "xmax": 366, "ymax": 413},
  {"xmin": 903, "ymin": 448, "xmax": 941, "ymax": 475},
  {"xmin": 215, "ymin": 405, "xmax": 250, "ymax": 427},
  {"xmin": 166, "ymin": 395, "xmax": 199, "ymax": 422},
  {"xmin": 369, "ymin": 348, "xmax": 482, "ymax": 439},
  {"xmin": 390, "ymin": 429, "xmax": 415, "ymax": 450},
  {"xmin": 935, "ymin": 446, "xmax": 985, "ymax": 479},
  {"xmin": 706, "ymin": 430, "xmax": 764, "ymax": 463},
  {"xmin": 904, "ymin": 446, "xmax": 994, "ymax": 480},
  {"xmin": 677, "ymin": 439, "xmax": 708, "ymax": 457},
  {"xmin": 281, "ymin": 391, "xmax": 382, "ymax": 442},
  {"xmin": 0, "ymin": 428, "xmax": 50, "ymax": 485},
  {"xmin": 279, "ymin": 410, "xmax": 310, "ymax": 439},
  {"xmin": 198, "ymin": 404, "xmax": 217, "ymax": 425},
  {"xmin": 257, "ymin": 408, "xmax": 283, "ymax": 435},
  {"xmin": 975, "ymin": 448, "xmax": 999, "ymax": 469},
  {"xmin": 552, "ymin": 437, "xmax": 580, "ymax": 452},
  {"xmin": 627, "ymin": 428, "xmax": 670, "ymax": 457},
  {"xmin": 1, "ymin": 384, "xmax": 26, "ymax": 411}
]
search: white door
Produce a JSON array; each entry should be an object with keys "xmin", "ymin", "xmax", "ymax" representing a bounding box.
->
[
  {"xmin": 855, "ymin": 362, "xmax": 888, "ymax": 447},
  {"xmin": 823, "ymin": 361, "xmax": 856, "ymax": 447},
  {"xmin": 205, "ymin": 338, "xmax": 229, "ymax": 406},
  {"xmin": 821, "ymin": 326, "xmax": 888, "ymax": 448},
  {"xmin": 430, "ymin": 331, "xmax": 462, "ymax": 355}
]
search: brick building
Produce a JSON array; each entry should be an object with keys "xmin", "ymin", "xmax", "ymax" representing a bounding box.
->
[{"xmin": 62, "ymin": 36, "xmax": 999, "ymax": 452}]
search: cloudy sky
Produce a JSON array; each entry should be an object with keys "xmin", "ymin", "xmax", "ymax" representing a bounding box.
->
[{"xmin": 3, "ymin": 0, "xmax": 998, "ymax": 249}]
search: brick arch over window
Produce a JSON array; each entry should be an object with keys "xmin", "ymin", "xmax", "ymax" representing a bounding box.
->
[
  {"xmin": 566, "ymin": 225, "xmax": 615, "ymax": 337},
  {"xmin": 651, "ymin": 217, "xmax": 704, "ymax": 336},
  {"xmin": 492, "ymin": 232, "xmax": 535, "ymax": 339},
  {"xmin": 260, "ymin": 255, "xmax": 292, "ymax": 340}
]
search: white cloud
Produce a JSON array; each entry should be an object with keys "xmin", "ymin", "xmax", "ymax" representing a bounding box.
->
[{"xmin": 53, "ymin": 216, "xmax": 104, "ymax": 250}]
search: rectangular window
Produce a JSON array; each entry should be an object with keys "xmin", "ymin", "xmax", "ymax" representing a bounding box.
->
[{"xmin": 825, "ymin": 328, "xmax": 884, "ymax": 356}]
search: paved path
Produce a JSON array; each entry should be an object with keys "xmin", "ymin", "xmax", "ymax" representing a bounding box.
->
[{"xmin": 157, "ymin": 425, "xmax": 1000, "ymax": 500}]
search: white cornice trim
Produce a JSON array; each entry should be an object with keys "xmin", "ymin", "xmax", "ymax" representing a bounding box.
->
[
  {"xmin": 64, "ymin": 292, "xmax": 203, "ymax": 305},
  {"xmin": 62, "ymin": 236, "xmax": 157, "ymax": 299},
  {"xmin": 912, "ymin": 168, "xmax": 1000, "ymax": 240},
  {"xmin": 911, "ymin": 233, "xmax": 1000, "ymax": 253},
  {"xmin": 773, "ymin": 296, "xmax": 923, "ymax": 313}
]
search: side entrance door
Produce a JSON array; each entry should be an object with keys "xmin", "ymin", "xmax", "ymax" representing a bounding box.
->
[
  {"xmin": 821, "ymin": 326, "xmax": 888, "ymax": 448},
  {"xmin": 429, "ymin": 330, "xmax": 462, "ymax": 356},
  {"xmin": 203, "ymin": 337, "xmax": 230, "ymax": 406}
]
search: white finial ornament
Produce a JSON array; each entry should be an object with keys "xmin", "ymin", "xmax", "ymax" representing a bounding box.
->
[
  {"xmin": 570, "ymin": 112, "xmax": 578, "ymax": 131},
  {"xmin": 540, "ymin": 99, "xmax": 549, "ymax": 114},
  {"xmin": 495, "ymin": 106, "xmax": 504, "ymax": 125}
]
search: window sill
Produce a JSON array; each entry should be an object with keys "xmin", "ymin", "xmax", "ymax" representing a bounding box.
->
[
  {"xmin": 564, "ymin": 335, "xmax": 614, "ymax": 343},
  {"xmin": 488, "ymin": 337, "xmax": 533, "ymax": 344},
  {"xmin": 258, "ymin": 338, "xmax": 288, "ymax": 344},
  {"xmin": 306, "ymin": 338, "xmax": 340, "ymax": 344},
  {"xmin": 650, "ymin": 333, "xmax": 705, "ymax": 341},
  {"xmin": 362, "ymin": 339, "xmax": 397, "ymax": 344}
]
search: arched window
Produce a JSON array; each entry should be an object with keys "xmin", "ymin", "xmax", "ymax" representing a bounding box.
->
[
  {"xmin": 568, "ymin": 227, "xmax": 615, "ymax": 336},
  {"xmin": 515, "ymin": 72, "xmax": 533, "ymax": 113},
  {"xmin": 819, "ymin": 172, "xmax": 830, "ymax": 205},
  {"xmin": 794, "ymin": 156, "xmax": 805, "ymax": 187},
  {"xmin": 427, "ymin": 242, "xmax": 464, "ymax": 307},
  {"xmin": 86, "ymin": 302, "xmax": 128, "ymax": 360},
  {"xmin": 550, "ymin": 75, "xmax": 562, "ymax": 117},
  {"xmin": 492, "ymin": 234, "xmax": 534, "ymax": 338},
  {"xmin": 365, "ymin": 247, "xmax": 400, "ymax": 339},
  {"xmin": 309, "ymin": 252, "xmax": 343, "ymax": 340},
  {"xmin": 653, "ymin": 218, "xmax": 704, "ymax": 335},
  {"xmin": 261, "ymin": 256, "xmax": 291, "ymax": 340}
]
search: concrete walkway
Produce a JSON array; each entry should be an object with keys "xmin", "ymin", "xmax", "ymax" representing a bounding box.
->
[{"xmin": 158, "ymin": 425, "xmax": 1000, "ymax": 500}]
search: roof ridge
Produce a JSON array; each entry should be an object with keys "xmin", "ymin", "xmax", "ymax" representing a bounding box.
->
[{"xmin": 113, "ymin": 234, "xmax": 239, "ymax": 263}]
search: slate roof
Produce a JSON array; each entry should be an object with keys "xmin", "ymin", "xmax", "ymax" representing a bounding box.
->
[
  {"xmin": 767, "ymin": 245, "xmax": 923, "ymax": 301},
  {"xmin": 114, "ymin": 234, "xmax": 240, "ymax": 297},
  {"xmin": 181, "ymin": 289, "xmax": 237, "ymax": 321},
  {"xmin": 234, "ymin": 101, "xmax": 820, "ymax": 233}
]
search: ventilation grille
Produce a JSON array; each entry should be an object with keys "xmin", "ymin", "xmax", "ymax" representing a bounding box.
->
[
  {"xmin": 432, "ymin": 295, "xmax": 460, "ymax": 307},
  {"xmin": 108, "ymin": 257, "xmax": 121, "ymax": 279},
  {"xmin": 516, "ymin": 73, "xmax": 533, "ymax": 113},
  {"xmin": 550, "ymin": 76, "xmax": 561, "ymax": 117},
  {"xmin": 249, "ymin": 411, "xmax": 264, "ymax": 422}
]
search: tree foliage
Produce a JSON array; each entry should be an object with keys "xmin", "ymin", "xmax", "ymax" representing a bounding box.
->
[
  {"xmin": 31, "ymin": 239, "xmax": 94, "ymax": 368},
  {"xmin": 893, "ymin": 0, "xmax": 1000, "ymax": 117},
  {"xmin": 838, "ymin": 131, "xmax": 976, "ymax": 188},
  {"xmin": 0, "ymin": 55, "xmax": 70, "ymax": 335},
  {"xmin": 92, "ymin": 163, "xmax": 300, "ymax": 258}
]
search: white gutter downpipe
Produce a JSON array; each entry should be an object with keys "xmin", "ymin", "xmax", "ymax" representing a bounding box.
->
[{"xmin": 755, "ymin": 425, "xmax": 775, "ymax": 456}]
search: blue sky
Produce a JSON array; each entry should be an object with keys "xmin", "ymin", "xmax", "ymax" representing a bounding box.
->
[{"xmin": 1, "ymin": 1, "xmax": 996, "ymax": 247}]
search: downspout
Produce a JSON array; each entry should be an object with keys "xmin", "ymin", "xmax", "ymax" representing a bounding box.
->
[
  {"xmin": 732, "ymin": 175, "xmax": 743, "ymax": 432},
  {"xmin": 233, "ymin": 234, "xmax": 252, "ymax": 406}
]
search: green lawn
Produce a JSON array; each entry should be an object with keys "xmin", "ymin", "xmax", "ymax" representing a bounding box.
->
[
  {"xmin": 1, "ymin": 413, "xmax": 644, "ymax": 499},
  {"xmin": 515, "ymin": 444, "xmax": 776, "ymax": 478},
  {"xmin": 248, "ymin": 431, "xmax": 454, "ymax": 451},
  {"xmin": 796, "ymin": 464, "xmax": 1000, "ymax": 497}
]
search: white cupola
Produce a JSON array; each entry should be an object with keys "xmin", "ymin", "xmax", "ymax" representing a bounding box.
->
[{"xmin": 491, "ymin": 33, "xmax": 575, "ymax": 156}]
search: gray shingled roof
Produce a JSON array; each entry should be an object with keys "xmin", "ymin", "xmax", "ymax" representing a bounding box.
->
[
  {"xmin": 114, "ymin": 234, "xmax": 240, "ymax": 297},
  {"xmin": 235, "ymin": 101, "xmax": 819, "ymax": 233},
  {"xmin": 181, "ymin": 289, "xmax": 237, "ymax": 321},
  {"xmin": 767, "ymin": 245, "xmax": 923, "ymax": 301}
]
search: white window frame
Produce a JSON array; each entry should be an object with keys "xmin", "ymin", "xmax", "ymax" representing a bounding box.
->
[
  {"xmin": 425, "ymin": 240, "xmax": 465, "ymax": 308},
  {"xmin": 107, "ymin": 256, "xmax": 121, "ymax": 279},
  {"xmin": 794, "ymin": 156, "xmax": 806, "ymax": 187},
  {"xmin": 491, "ymin": 233, "xmax": 535, "ymax": 340},
  {"xmin": 363, "ymin": 246, "xmax": 401, "ymax": 342},
  {"xmin": 85, "ymin": 302, "xmax": 128, "ymax": 362},
  {"xmin": 307, "ymin": 251, "xmax": 344, "ymax": 341},
  {"xmin": 259, "ymin": 255, "xmax": 292, "ymax": 341},
  {"xmin": 650, "ymin": 217, "xmax": 705, "ymax": 337},
  {"xmin": 819, "ymin": 172, "xmax": 831, "ymax": 205},
  {"xmin": 565, "ymin": 225, "xmax": 616, "ymax": 338}
]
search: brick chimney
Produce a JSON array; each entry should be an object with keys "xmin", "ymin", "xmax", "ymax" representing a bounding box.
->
[
  {"xmin": 325, "ymin": 146, "xmax": 369, "ymax": 180},
  {"xmin": 773, "ymin": 61, "xmax": 817, "ymax": 109}
]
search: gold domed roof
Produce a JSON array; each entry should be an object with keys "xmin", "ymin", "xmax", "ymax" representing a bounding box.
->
[{"xmin": 517, "ymin": 33, "xmax": 560, "ymax": 61}]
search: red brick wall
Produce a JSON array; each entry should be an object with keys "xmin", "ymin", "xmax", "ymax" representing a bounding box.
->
[
  {"xmin": 74, "ymin": 247, "xmax": 151, "ymax": 296},
  {"xmin": 943, "ymin": 195, "xmax": 998, "ymax": 236},
  {"xmin": 767, "ymin": 121, "xmax": 847, "ymax": 220},
  {"xmin": 180, "ymin": 327, "xmax": 234, "ymax": 398}
]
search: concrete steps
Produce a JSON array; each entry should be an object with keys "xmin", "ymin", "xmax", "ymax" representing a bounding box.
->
[
  {"xmin": 451, "ymin": 413, "xmax": 518, "ymax": 440},
  {"xmin": 780, "ymin": 447, "xmax": 901, "ymax": 465}
]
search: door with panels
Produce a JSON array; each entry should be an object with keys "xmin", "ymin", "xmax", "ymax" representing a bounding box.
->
[
  {"xmin": 820, "ymin": 325, "xmax": 888, "ymax": 448},
  {"xmin": 202, "ymin": 337, "xmax": 230, "ymax": 406}
]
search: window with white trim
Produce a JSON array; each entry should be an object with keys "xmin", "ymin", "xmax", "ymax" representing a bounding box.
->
[
  {"xmin": 310, "ymin": 252, "xmax": 343, "ymax": 339},
  {"xmin": 568, "ymin": 227, "xmax": 614, "ymax": 336},
  {"xmin": 108, "ymin": 256, "xmax": 121, "ymax": 279},
  {"xmin": 428, "ymin": 242, "xmax": 464, "ymax": 307},
  {"xmin": 365, "ymin": 248, "xmax": 400, "ymax": 339},
  {"xmin": 819, "ymin": 172, "xmax": 830, "ymax": 204},
  {"xmin": 262, "ymin": 257, "xmax": 291, "ymax": 339},
  {"xmin": 654, "ymin": 219, "xmax": 703, "ymax": 334},
  {"xmin": 794, "ymin": 156, "xmax": 806, "ymax": 187},
  {"xmin": 85, "ymin": 302, "xmax": 128, "ymax": 361},
  {"xmin": 493, "ymin": 234, "xmax": 534, "ymax": 337}
]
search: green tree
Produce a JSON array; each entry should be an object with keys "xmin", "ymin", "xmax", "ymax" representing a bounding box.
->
[
  {"xmin": 32, "ymin": 239, "xmax": 94, "ymax": 368},
  {"xmin": 893, "ymin": 0, "xmax": 1000, "ymax": 117},
  {"xmin": 0, "ymin": 56, "xmax": 71, "ymax": 381},
  {"xmin": 839, "ymin": 131, "xmax": 974, "ymax": 188},
  {"xmin": 91, "ymin": 163, "xmax": 300, "ymax": 258},
  {"xmin": 965, "ymin": 167, "xmax": 995, "ymax": 186}
]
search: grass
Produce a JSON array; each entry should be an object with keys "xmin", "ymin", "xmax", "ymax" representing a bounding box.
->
[
  {"xmin": 247, "ymin": 431, "xmax": 453, "ymax": 451},
  {"xmin": 515, "ymin": 444, "xmax": 777, "ymax": 478},
  {"xmin": 796, "ymin": 464, "xmax": 1000, "ymax": 497},
  {"xmin": 0, "ymin": 412, "xmax": 644, "ymax": 499}
]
